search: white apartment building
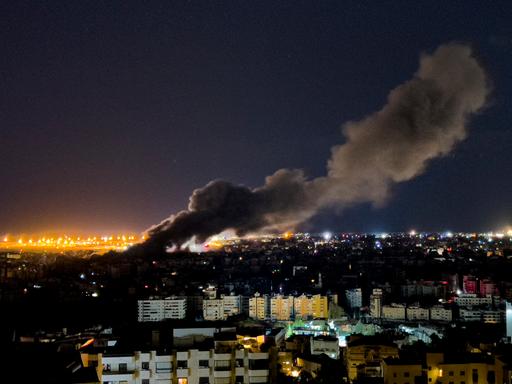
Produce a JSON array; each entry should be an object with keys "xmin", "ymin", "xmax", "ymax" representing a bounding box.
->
[
  {"xmin": 310, "ymin": 335, "xmax": 340, "ymax": 359},
  {"xmin": 454, "ymin": 293, "xmax": 493, "ymax": 306},
  {"xmin": 429, "ymin": 306, "xmax": 452, "ymax": 322},
  {"xmin": 203, "ymin": 299, "xmax": 225, "ymax": 321},
  {"xmin": 82, "ymin": 348, "xmax": 270, "ymax": 384},
  {"xmin": 249, "ymin": 293, "xmax": 269, "ymax": 320},
  {"xmin": 345, "ymin": 288, "xmax": 363, "ymax": 309},
  {"xmin": 203, "ymin": 295, "xmax": 242, "ymax": 321},
  {"xmin": 221, "ymin": 294, "xmax": 242, "ymax": 318},
  {"xmin": 406, "ymin": 306, "xmax": 429, "ymax": 321},
  {"xmin": 370, "ymin": 289, "xmax": 383, "ymax": 318},
  {"xmin": 382, "ymin": 304, "xmax": 406, "ymax": 321},
  {"xmin": 459, "ymin": 308, "xmax": 482, "ymax": 322},
  {"xmin": 459, "ymin": 309, "xmax": 502, "ymax": 324},
  {"xmin": 482, "ymin": 310, "xmax": 503, "ymax": 324},
  {"xmin": 137, "ymin": 297, "xmax": 187, "ymax": 322}
]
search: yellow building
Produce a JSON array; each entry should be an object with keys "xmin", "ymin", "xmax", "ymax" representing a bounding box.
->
[
  {"xmin": 346, "ymin": 337, "xmax": 399, "ymax": 381},
  {"xmin": 270, "ymin": 295, "xmax": 294, "ymax": 321},
  {"xmin": 294, "ymin": 294, "xmax": 329, "ymax": 319},
  {"xmin": 311, "ymin": 294, "xmax": 329, "ymax": 319},
  {"xmin": 382, "ymin": 352, "xmax": 508, "ymax": 384},
  {"xmin": 382, "ymin": 359, "xmax": 423, "ymax": 384},
  {"xmin": 426, "ymin": 353, "xmax": 502, "ymax": 384}
]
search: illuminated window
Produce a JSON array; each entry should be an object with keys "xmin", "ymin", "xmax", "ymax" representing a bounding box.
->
[{"xmin": 178, "ymin": 379, "xmax": 188, "ymax": 384}]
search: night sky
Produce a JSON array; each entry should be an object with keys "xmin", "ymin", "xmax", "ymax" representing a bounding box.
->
[{"xmin": 1, "ymin": 1, "xmax": 512, "ymax": 235}]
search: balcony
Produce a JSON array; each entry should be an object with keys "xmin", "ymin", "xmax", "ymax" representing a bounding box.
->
[
  {"xmin": 102, "ymin": 371, "xmax": 135, "ymax": 381},
  {"xmin": 214, "ymin": 370, "xmax": 231, "ymax": 378}
]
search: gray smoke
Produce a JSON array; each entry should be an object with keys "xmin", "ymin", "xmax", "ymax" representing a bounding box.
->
[{"xmin": 144, "ymin": 43, "xmax": 489, "ymax": 251}]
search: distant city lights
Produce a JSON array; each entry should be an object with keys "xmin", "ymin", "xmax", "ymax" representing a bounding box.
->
[{"xmin": 0, "ymin": 233, "xmax": 142, "ymax": 252}]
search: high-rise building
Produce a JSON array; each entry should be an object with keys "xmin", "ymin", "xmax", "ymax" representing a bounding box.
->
[
  {"xmin": 406, "ymin": 306, "xmax": 429, "ymax": 321},
  {"xmin": 249, "ymin": 293, "xmax": 269, "ymax": 320},
  {"xmin": 293, "ymin": 294, "xmax": 329, "ymax": 319},
  {"xmin": 270, "ymin": 295, "xmax": 294, "ymax": 321},
  {"xmin": 382, "ymin": 304, "xmax": 406, "ymax": 321},
  {"xmin": 429, "ymin": 306, "xmax": 452, "ymax": 322},
  {"xmin": 370, "ymin": 289, "xmax": 383, "ymax": 318},
  {"xmin": 81, "ymin": 339, "xmax": 270, "ymax": 384},
  {"xmin": 137, "ymin": 297, "xmax": 187, "ymax": 322},
  {"xmin": 221, "ymin": 294, "xmax": 242, "ymax": 318},
  {"xmin": 203, "ymin": 299, "xmax": 224, "ymax": 321},
  {"xmin": 346, "ymin": 288, "xmax": 363, "ymax": 309}
]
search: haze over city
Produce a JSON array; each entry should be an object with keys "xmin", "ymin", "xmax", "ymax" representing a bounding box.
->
[{"xmin": 2, "ymin": 1, "xmax": 512, "ymax": 236}]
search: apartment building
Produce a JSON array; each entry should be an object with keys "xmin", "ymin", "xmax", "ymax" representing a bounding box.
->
[
  {"xmin": 82, "ymin": 345, "xmax": 270, "ymax": 384},
  {"xmin": 137, "ymin": 297, "xmax": 187, "ymax": 322}
]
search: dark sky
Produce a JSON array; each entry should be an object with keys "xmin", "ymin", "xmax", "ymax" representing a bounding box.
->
[{"xmin": 1, "ymin": 1, "xmax": 511, "ymax": 235}]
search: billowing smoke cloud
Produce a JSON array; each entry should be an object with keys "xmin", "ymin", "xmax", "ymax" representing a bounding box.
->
[{"xmin": 144, "ymin": 43, "xmax": 489, "ymax": 251}]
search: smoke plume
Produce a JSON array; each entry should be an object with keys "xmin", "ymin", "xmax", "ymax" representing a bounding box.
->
[{"xmin": 144, "ymin": 43, "xmax": 489, "ymax": 251}]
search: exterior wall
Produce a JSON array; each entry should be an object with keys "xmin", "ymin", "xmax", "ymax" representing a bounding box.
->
[
  {"xmin": 406, "ymin": 307, "xmax": 429, "ymax": 321},
  {"xmin": 426, "ymin": 353, "xmax": 501, "ymax": 384},
  {"xmin": 138, "ymin": 298, "xmax": 187, "ymax": 322},
  {"xmin": 221, "ymin": 294, "xmax": 242, "ymax": 318},
  {"xmin": 293, "ymin": 294, "xmax": 329, "ymax": 319},
  {"xmin": 346, "ymin": 288, "xmax": 363, "ymax": 309},
  {"xmin": 249, "ymin": 294, "xmax": 269, "ymax": 320},
  {"xmin": 203, "ymin": 299, "xmax": 225, "ymax": 321},
  {"xmin": 430, "ymin": 306, "xmax": 452, "ymax": 322},
  {"xmin": 382, "ymin": 304, "xmax": 406, "ymax": 321},
  {"xmin": 370, "ymin": 289, "xmax": 383, "ymax": 318},
  {"xmin": 270, "ymin": 295, "xmax": 294, "ymax": 321},
  {"xmin": 383, "ymin": 362, "xmax": 423, "ymax": 384},
  {"xmin": 455, "ymin": 294, "xmax": 492, "ymax": 306},
  {"xmin": 310, "ymin": 336, "xmax": 339, "ymax": 359},
  {"xmin": 346, "ymin": 344, "xmax": 399, "ymax": 381},
  {"xmin": 82, "ymin": 349, "xmax": 270, "ymax": 384}
]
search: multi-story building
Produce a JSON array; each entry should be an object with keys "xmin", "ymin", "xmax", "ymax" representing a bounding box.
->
[
  {"xmin": 482, "ymin": 310, "xmax": 503, "ymax": 324},
  {"xmin": 221, "ymin": 294, "xmax": 242, "ymax": 318},
  {"xmin": 429, "ymin": 306, "xmax": 452, "ymax": 322},
  {"xmin": 294, "ymin": 294, "xmax": 329, "ymax": 319},
  {"xmin": 459, "ymin": 308, "xmax": 482, "ymax": 322},
  {"xmin": 383, "ymin": 352, "xmax": 506, "ymax": 384},
  {"xmin": 346, "ymin": 288, "xmax": 363, "ymax": 309},
  {"xmin": 463, "ymin": 275, "xmax": 478, "ymax": 294},
  {"xmin": 370, "ymin": 289, "xmax": 383, "ymax": 318},
  {"xmin": 406, "ymin": 306, "xmax": 429, "ymax": 321},
  {"xmin": 249, "ymin": 293, "xmax": 269, "ymax": 320},
  {"xmin": 426, "ymin": 352, "xmax": 503, "ymax": 384},
  {"xmin": 202, "ymin": 295, "xmax": 243, "ymax": 321},
  {"xmin": 81, "ymin": 346, "xmax": 270, "ymax": 384},
  {"xmin": 310, "ymin": 335, "xmax": 339, "ymax": 359},
  {"xmin": 400, "ymin": 281, "xmax": 446, "ymax": 299},
  {"xmin": 137, "ymin": 297, "xmax": 187, "ymax": 322},
  {"xmin": 382, "ymin": 359, "xmax": 423, "ymax": 384},
  {"xmin": 455, "ymin": 294, "xmax": 493, "ymax": 306},
  {"xmin": 479, "ymin": 279, "xmax": 497, "ymax": 297},
  {"xmin": 270, "ymin": 295, "xmax": 294, "ymax": 321},
  {"xmin": 382, "ymin": 304, "xmax": 406, "ymax": 321},
  {"xmin": 203, "ymin": 299, "xmax": 224, "ymax": 321},
  {"xmin": 346, "ymin": 337, "xmax": 399, "ymax": 381}
]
